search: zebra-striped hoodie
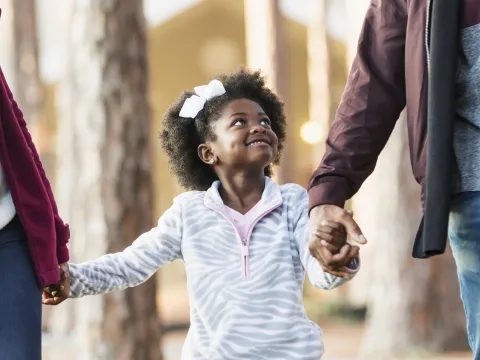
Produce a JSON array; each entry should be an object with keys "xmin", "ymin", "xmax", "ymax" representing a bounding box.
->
[{"xmin": 69, "ymin": 177, "xmax": 360, "ymax": 359}]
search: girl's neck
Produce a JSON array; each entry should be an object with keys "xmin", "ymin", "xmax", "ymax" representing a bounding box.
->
[{"xmin": 217, "ymin": 171, "xmax": 265, "ymax": 215}]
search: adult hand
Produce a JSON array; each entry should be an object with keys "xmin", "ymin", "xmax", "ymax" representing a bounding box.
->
[
  {"xmin": 309, "ymin": 204, "xmax": 366, "ymax": 275},
  {"xmin": 309, "ymin": 241, "xmax": 360, "ymax": 279},
  {"xmin": 42, "ymin": 263, "xmax": 70, "ymax": 305}
]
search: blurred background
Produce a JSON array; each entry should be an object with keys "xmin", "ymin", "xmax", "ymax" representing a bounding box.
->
[{"xmin": 0, "ymin": 0, "xmax": 471, "ymax": 359}]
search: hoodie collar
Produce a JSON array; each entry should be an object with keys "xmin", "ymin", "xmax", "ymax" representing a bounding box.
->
[{"xmin": 204, "ymin": 176, "xmax": 283, "ymax": 211}]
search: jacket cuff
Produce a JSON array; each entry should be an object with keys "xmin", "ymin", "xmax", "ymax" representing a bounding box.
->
[
  {"xmin": 40, "ymin": 267, "xmax": 61, "ymax": 288},
  {"xmin": 57, "ymin": 243, "xmax": 70, "ymax": 264},
  {"xmin": 56, "ymin": 222, "xmax": 71, "ymax": 264},
  {"xmin": 308, "ymin": 181, "xmax": 349, "ymax": 214}
]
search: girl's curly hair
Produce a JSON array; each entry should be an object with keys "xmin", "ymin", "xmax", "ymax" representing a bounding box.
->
[{"xmin": 160, "ymin": 68, "xmax": 287, "ymax": 191}]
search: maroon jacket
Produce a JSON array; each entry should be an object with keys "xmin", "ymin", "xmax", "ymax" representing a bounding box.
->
[
  {"xmin": 308, "ymin": 0, "xmax": 472, "ymax": 258},
  {"xmin": 0, "ymin": 68, "xmax": 70, "ymax": 287}
]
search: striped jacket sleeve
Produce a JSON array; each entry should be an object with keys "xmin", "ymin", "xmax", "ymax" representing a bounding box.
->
[
  {"xmin": 292, "ymin": 187, "xmax": 360, "ymax": 290},
  {"xmin": 69, "ymin": 202, "xmax": 183, "ymax": 298}
]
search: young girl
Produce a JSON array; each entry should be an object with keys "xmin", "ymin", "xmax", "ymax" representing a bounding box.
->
[{"xmin": 46, "ymin": 68, "xmax": 360, "ymax": 359}]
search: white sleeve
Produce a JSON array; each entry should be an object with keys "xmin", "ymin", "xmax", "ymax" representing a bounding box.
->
[
  {"xmin": 292, "ymin": 188, "xmax": 360, "ymax": 290},
  {"xmin": 68, "ymin": 202, "xmax": 183, "ymax": 298}
]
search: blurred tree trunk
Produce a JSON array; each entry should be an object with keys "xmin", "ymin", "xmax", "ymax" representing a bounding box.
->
[
  {"xmin": 0, "ymin": 0, "xmax": 15, "ymax": 90},
  {"xmin": 358, "ymin": 115, "xmax": 467, "ymax": 355},
  {"xmin": 99, "ymin": 1, "xmax": 160, "ymax": 359},
  {"xmin": 307, "ymin": 0, "xmax": 330, "ymax": 171},
  {"xmin": 305, "ymin": 0, "xmax": 349, "ymax": 303},
  {"xmin": 11, "ymin": 0, "xmax": 45, "ymax": 148},
  {"xmin": 344, "ymin": 0, "xmax": 373, "ymax": 310},
  {"xmin": 11, "ymin": 0, "xmax": 57, "ymax": 334},
  {"xmin": 344, "ymin": 0, "xmax": 468, "ymax": 355},
  {"xmin": 55, "ymin": 1, "xmax": 161, "ymax": 359},
  {"xmin": 243, "ymin": 0, "xmax": 293, "ymax": 184}
]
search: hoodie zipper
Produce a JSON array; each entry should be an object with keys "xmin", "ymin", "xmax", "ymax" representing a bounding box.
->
[
  {"xmin": 241, "ymin": 238, "xmax": 249, "ymax": 277},
  {"xmin": 240, "ymin": 203, "xmax": 282, "ymax": 278},
  {"xmin": 211, "ymin": 203, "xmax": 282, "ymax": 279},
  {"xmin": 204, "ymin": 182, "xmax": 283, "ymax": 279},
  {"xmin": 203, "ymin": 209, "xmax": 256, "ymax": 279}
]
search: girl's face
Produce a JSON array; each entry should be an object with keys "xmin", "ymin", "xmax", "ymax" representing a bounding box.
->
[{"xmin": 198, "ymin": 98, "xmax": 278, "ymax": 174}]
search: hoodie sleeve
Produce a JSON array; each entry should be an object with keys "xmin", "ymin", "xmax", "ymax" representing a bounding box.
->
[{"xmin": 68, "ymin": 201, "xmax": 183, "ymax": 298}]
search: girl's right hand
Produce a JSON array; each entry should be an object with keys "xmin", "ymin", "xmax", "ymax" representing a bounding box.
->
[
  {"xmin": 311, "ymin": 218, "xmax": 348, "ymax": 254},
  {"xmin": 309, "ymin": 211, "xmax": 360, "ymax": 278}
]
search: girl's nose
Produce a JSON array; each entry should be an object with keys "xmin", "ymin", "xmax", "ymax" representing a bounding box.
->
[{"xmin": 250, "ymin": 124, "xmax": 266, "ymax": 133}]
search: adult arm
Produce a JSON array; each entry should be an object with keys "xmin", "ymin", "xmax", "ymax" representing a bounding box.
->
[
  {"xmin": 0, "ymin": 71, "xmax": 71, "ymax": 264},
  {"xmin": 309, "ymin": 0, "xmax": 408, "ymax": 249}
]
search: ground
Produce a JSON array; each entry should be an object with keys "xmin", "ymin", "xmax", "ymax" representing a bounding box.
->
[
  {"xmin": 161, "ymin": 321, "xmax": 471, "ymax": 359},
  {"xmin": 42, "ymin": 282, "xmax": 472, "ymax": 359},
  {"xmin": 42, "ymin": 320, "xmax": 472, "ymax": 359},
  {"xmin": 161, "ymin": 321, "xmax": 471, "ymax": 360}
]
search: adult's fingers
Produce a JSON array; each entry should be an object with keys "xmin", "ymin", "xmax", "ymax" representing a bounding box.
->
[
  {"xmin": 310, "ymin": 205, "xmax": 365, "ymax": 244},
  {"xmin": 338, "ymin": 212, "xmax": 367, "ymax": 244},
  {"xmin": 42, "ymin": 290, "xmax": 52, "ymax": 300},
  {"xmin": 43, "ymin": 285, "xmax": 58, "ymax": 297},
  {"xmin": 42, "ymin": 296, "xmax": 67, "ymax": 306}
]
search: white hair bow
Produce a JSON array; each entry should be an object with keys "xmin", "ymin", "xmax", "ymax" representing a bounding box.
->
[{"xmin": 179, "ymin": 79, "xmax": 226, "ymax": 118}]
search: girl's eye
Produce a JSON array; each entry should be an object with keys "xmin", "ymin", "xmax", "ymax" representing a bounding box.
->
[
  {"xmin": 233, "ymin": 119, "xmax": 246, "ymax": 126},
  {"xmin": 261, "ymin": 118, "xmax": 271, "ymax": 126}
]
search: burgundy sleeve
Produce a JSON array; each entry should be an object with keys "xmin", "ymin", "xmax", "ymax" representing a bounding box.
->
[
  {"xmin": 1, "ymin": 72, "xmax": 70, "ymax": 263},
  {"xmin": 308, "ymin": 0, "xmax": 408, "ymax": 212}
]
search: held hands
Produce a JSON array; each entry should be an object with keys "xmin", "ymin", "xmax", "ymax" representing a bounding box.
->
[
  {"xmin": 42, "ymin": 263, "xmax": 70, "ymax": 306},
  {"xmin": 309, "ymin": 205, "xmax": 366, "ymax": 278}
]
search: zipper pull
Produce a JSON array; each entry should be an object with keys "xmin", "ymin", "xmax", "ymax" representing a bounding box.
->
[
  {"xmin": 241, "ymin": 239, "xmax": 249, "ymax": 278},
  {"xmin": 241, "ymin": 239, "xmax": 249, "ymax": 256}
]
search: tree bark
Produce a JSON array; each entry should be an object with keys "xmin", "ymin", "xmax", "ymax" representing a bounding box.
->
[
  {"xmin": 0, "ymin": 0, "xmax": 15, "ymax": 90},
  {"xmin": 357, "ymin": 114, "xmax": 430, "ymax": 353},
  {"xmin": 359, "ymin": 115, "xmax": 468, "ymax": 356},
  {"xmin": 55, "ymin": 1, "xmax": 161, "ymax": 358},
  {"xmin": 304, "ymin": 0, "xmax": 350, "ymax": 304},
  {"xmin": 307, "ymin": 0, "xmax": 330, "ymax": 168},
  {"xmin": 344, "ymin": 0, "xmax": 374, "ymax": 309},
  {"xmin": 343, "ymin": 0, "xmax": 468, "ymax": 354},
  {"xmin": 11, "ymin": 0, "xmax": 45, "ymax": 147},
  {"xmin": 243, "ymin": 0, "xmax": 293, "ymax": 184},
  {"xmin": 10, "ymin": 0, "xmax": 58, "ymax": 333},
  {"xmin": 99, "ymin": 1, "xmax": 160, "ymax": 359}
]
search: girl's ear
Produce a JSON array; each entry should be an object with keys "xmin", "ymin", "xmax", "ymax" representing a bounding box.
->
[{"xmin": 198, "ymin": 144, "xmax": 216, "ymax": 165}]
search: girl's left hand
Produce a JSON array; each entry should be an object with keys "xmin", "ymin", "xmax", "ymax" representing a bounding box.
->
[{"xmin": 42, "ymin": 263, "xmax": 70, "ymax": 305}]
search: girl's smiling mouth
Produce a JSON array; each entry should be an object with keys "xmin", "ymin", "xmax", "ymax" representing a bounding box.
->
[{"xmin": 246, "ymin": 137, "xmax": 271, "ymax": 147}]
